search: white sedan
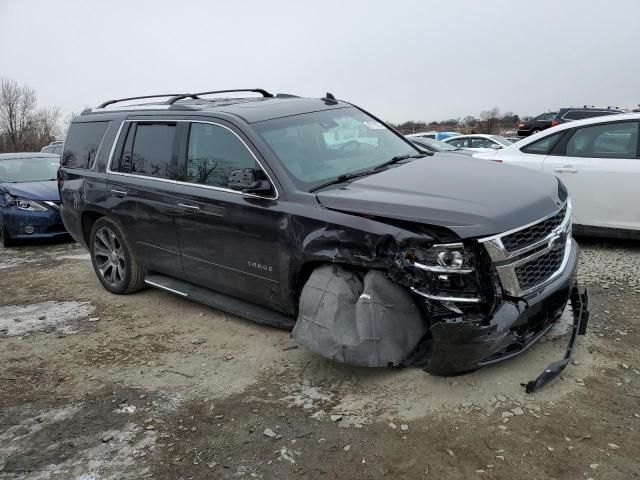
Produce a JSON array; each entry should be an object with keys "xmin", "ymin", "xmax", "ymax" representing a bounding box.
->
[
  {"xmin": 474, "ymin": 113, "xmax": 640, "ymax": 238},
  {"xmin": 443, "ymin": 134, "xmax": 514, "ymax": 152}
]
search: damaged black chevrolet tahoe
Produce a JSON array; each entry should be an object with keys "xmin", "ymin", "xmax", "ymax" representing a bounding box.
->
[{"xmin": 58, "ymin": 89, "xmax": 589, "ymax": 391}]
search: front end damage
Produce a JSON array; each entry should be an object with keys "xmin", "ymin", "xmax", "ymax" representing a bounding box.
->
[{"xmin": 292, "ymin": 200, "xmax": 589, "ymax": 391}]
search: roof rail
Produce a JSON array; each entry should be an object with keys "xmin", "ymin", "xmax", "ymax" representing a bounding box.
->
[
  {"xmin": 165, "ymin": 89, "xmax": 273, "ymax": 105},
  {"xmin": 97, "ymin": 94, "xmax": 184, "ymax": 109}
]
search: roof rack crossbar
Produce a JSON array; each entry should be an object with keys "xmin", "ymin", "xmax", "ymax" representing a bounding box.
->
[
  {"xmin": 165, "ymin": 89, "xmax": 273, "ymax": 105},
  {"xmin": 97, "ymin": 94, "xmax": 184, "ymax": 109}
]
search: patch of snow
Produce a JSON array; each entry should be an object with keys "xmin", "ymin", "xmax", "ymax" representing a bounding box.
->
[{"xmin": 0, "ymin": 301, "xmax": 95, "ymax": 337}]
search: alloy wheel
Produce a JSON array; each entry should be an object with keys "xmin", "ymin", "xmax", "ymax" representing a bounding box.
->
[{"xmin": 93, "ymin": 226, "xmax": 126, "ymax": 286}]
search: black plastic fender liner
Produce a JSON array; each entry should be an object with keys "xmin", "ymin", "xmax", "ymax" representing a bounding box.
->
[
  {"xmin": 292, "ymin": 264, "xmax": 429, "ymax": 367},
  {"xmin": 523, "ymin": 286, "xmax": 589, "ymax": 393}
]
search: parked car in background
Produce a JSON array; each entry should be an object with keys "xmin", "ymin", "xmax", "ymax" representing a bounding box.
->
[
  {"xmin": 443, "ymin": 134, "xmax": 513, "ymax": 152},
  {"xmin": 58, "ymin": 89, "xmax": 586, "ymax": 384},
  {"xmin": 0, "ymin": 153, "xmax": 66, "ymax": 247},
  {"xmin": 517, "ymin": 112, "xmax": 557, "ymax": 137},
  {"xmin": 406, "ymin": 131, "xmax": 460, "ymax": 141},
  {"xmin": 407, "ymin": 136, "xmax": 473, "ymax": 156},
  {"xmin": 41, "ymin": 141, "xmax": 64, "ymax": 155},
  {"xmin": 550, "ymin": 107, "xmax": 623, "ymax": 128},
  {"xmin": 475, "ymin": 113, "xmax": 640, "ymax": 239}
]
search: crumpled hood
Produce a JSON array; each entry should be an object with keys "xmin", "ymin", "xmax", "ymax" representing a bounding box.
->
[
  {"xmin": 316, "ymin": 154, "xmax": 565, "ymax": 239},
  {"xmin": 1, "ymin": 180, "xmax": 60, "ymax": 201}
]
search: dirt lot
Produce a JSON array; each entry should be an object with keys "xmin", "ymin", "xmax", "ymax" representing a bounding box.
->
[{"xmin": 1, "ymin": 238, "xmax": 639, "ymax": 479}]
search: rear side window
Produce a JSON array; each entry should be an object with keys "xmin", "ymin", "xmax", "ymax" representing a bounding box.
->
[
  {"xmin": 447, "ymin": 138, "xmax": 467, "ymax": 148},
  {"xmin": 563, "ymin": 110, "xmax": 618, "ymax": 121},
  {"xmin": 61, "ymin": 122, "xmax": 109, "ymax": 168},
  {"xmin": 186, "ymin": 123, "xmax": 256, "ymax": 187},
  {"xmin": 521, "ymin": 131, "xmax": 565, "ymax": 155},
  {"xmin": 566, "ymin": 121, "xmax": 639, "ymax": 159},
  {"xmin": 115, "ymin": 122, "xmax": 178, "ymax": 179}
]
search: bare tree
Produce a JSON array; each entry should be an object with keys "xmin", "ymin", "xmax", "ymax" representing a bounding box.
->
[
  {"xmin": 0, "ymin": 77, "xmax": 37, "ymax": 151},
  {"xmin": 479, "ymin": 107, "xmax": 500, "ymax": 134}
]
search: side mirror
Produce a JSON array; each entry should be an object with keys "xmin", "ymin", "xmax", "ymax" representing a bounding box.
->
[
  {"xmin": 490, "ymin": 144, "xmax": 502, "ymax": 149},
  {"xmin": 228, "ymin": 168, "xmax": 272, "ymax": 194}
]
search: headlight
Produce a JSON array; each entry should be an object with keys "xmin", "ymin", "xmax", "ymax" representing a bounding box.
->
[
  {"xmin": 406, "ymin": 243, "xmax": 474, "ymax": 274},
  {"xmin": 16, "ymin": 198, "xmax": 48, "ymax": 212},
  {"xmin": 402, "ymin": 242, "xmax": 481, "ymax": 303}
]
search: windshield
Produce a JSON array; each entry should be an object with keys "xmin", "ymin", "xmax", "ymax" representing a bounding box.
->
[
  {"xmin": 490, "ymin": 135, "xmax": 513, "ymax": 146},
  {"xmin": 414, "ymin": 137, "xmax": 459, "ymax": 151},
  {"xmin": 0, "ymin": 157, "xmax": 60, "ymax": 183},
  {"xmin": 254, "ymin": 108, "xmax": 418, "ymax": 190}
]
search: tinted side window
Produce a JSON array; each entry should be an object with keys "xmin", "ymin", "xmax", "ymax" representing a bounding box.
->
[
  {"xmin": 116, "ymin": 123, "xmax": 178, "ymax": 178},
  {"xmin": 186, "ymin": 123, "xmax": 257, "ymax": 188},
  {"xmin": 447, "ymin": 138, "xmax": 467, "ymax": 148},
  {"xmin": 62, "ymin": 122, "xmax": 109, "ymax": 168},
  {"xmin": 470, "ymin": 137, "xmax": 494, "ymax": 148},
  {"xmin": 521, "ymin": 131, "xmax": 565, "ymax": 154},
  {"xmin": 566, "ymin": 121, "xmax": 638, "ymax": 159}
]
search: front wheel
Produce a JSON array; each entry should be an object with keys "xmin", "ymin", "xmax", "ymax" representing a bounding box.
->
[{"xmin": 89, "ymin": 217, "xmax": 145, "ymax": 294}]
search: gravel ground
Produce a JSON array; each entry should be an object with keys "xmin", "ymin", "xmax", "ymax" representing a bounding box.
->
[{"xmin": 0, "ymin": 237, "xmax": 639, "ymax": 479}]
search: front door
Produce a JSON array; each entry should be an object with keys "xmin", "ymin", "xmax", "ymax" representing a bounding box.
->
[
  {"xmin": 106, "ymin": 121, "xmax": 184, "ymax": 276},
  {"xmin": 172, "ymin": 120, "xmax": 289, "ymax": 313},
  {"xmin": 543, "ymin": 120, "xmax": 640, "ymax": 230}
]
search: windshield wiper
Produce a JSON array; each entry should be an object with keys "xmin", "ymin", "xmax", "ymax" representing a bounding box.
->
[
  {"xmin": 309, "ymin": 154, "xmax": 426, "ymax": 193},
  {"xmin": 309, "ymin": 170, "xmax": 376, "ymax": 193},
  {"xmin": 373, "ymin": 153, "xmax": 426, "ymax": 171}
]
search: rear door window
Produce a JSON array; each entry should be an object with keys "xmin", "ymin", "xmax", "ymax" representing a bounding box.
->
[
  {"xmin": 447, "ymin": 138, "xmax": 467, "ymax": 148},
  {"xmin": 566, "ymin": 121, "xmax": 639, "ymax": 159},
  {"xmin": 62, "ymin": 122, "xmax": 109, "ymax": 168},
  {"xmin": 114, "ymin": 122, "xmax": 178, "ymax": 179},
  {"xmin": 470, "ymin": 137, "xmax": 494, "ymax": 148}
]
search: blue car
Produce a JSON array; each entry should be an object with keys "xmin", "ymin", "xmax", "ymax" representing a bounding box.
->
[{"xmin": 0, "ymin": 152, "xmax": 67, "ymax": 247}]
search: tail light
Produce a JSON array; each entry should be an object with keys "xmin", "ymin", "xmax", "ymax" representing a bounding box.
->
[
  {"xmin": 551, "ymin": 119, "xmax": 559, "ymax": 127},
  {"xmin": 518, "ymin": 122, "xmax": 525, "ymax": 128}
]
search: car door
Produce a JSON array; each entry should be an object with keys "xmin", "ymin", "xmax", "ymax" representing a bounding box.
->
[
  {"xmin": 106, "ymin": 120, "xmax": 184, "ymax": 276},
  {"xmin": 542, "ymin": 120, "xmax": 640, "ymax": 230},
  {"xmin": 172, "ymin": 119, "xmax": 288, "ymax": 312}
]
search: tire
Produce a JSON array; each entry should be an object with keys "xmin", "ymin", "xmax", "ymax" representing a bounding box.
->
[
  {"xmin": 1, "ymin": 222, "xmax": 15, "ymax": 248},
  {"xmin": 89, "ymin": 217, "xmax": 145, "ymax": 294}
]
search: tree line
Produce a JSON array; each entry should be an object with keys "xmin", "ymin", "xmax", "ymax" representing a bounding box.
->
[
  {"xmin": 0, "ymin": 77, "xmax": 64, "ymax": 153},
  {"xmin": 390, "ymin": 107, "xmax": 526, "ymax": 135}
]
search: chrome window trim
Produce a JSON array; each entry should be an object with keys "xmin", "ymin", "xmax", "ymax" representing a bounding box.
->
[
  {"xmin": 478, "ymin": 200, "xmax": 573, "ymax": 297},
  {"xmin": 410, "ymin": 287, "xmax": 481, "ymax": 303},
  {"xmin": 106, "ymin": 119, "xmax": 279, "ymax": 200}
]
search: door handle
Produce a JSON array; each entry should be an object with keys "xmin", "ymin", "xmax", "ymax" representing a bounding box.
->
[
  {"xmin": 553, "ymin": 165, "xmax": 577, "ymax": 173},
  {"xmin": 177, "ymin": 203, "xmax": 200, "ymax": 213},
  {"xmin": 110, "ymin": 189, "xmax": 128, "ymax": 197}
]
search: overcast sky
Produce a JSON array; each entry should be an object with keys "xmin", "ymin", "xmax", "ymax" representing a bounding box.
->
[{"xmin": 1, "ymin": 0, "xmax": 639, "ymax": 123}]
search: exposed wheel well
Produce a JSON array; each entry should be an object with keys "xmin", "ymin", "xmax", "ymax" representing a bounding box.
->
[{"xmin": 81, "ymin": 211, "xmax": 104, "ymax": 246}]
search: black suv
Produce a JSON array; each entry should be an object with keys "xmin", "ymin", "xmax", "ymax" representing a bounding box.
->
[
  {"xmin": 58, "ymin": 89, "xmax": 588, "ymax": 387},
  {"xmin": 550, "ymin": 107, "xmax": 623, "ymax": 127},
  {"xmin": 517, "ymin": 112, "xmax": 557, "ymax": 137}
]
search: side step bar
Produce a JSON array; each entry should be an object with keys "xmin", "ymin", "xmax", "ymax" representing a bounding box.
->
[{"xmin": 144, "ymin": 274, "xmax": 296, "ymax": 330}]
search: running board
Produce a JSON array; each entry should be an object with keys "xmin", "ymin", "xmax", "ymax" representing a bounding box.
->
[{"xmin": 144, "ymin": 274, "xmax": 296, "ymax": 330}]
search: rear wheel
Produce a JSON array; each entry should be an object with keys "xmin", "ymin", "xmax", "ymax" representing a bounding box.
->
[{"xmin": 89, "ymin": 217, "xmax": 145, "ymax": 294}]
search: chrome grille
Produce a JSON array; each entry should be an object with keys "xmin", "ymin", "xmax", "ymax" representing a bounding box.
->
[
  {"xmin": 502, "ymin": 204, "xmax": 567, "ymax": 253},
  {"xmin": 515, "ymin": 243, "xmax": 566, "ymax": 291},
  {"xmin": 479, "ymin": 200, "xmax": 572, "ymax": 297}
]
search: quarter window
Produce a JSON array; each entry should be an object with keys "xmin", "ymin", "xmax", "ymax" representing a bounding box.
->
[
  {"xmin": 62, "ymin": 122, "xmax": 109, "ymax": 168},
  {"xmin": 186, "ymin": 123, "xmax": 257, "ymax": 188},
  {"xmin": 566, "ymin": 121, "xmax": 639, "ymax": 159},
  {"xmin": 521, "ymin": 131, "xmax": 565, "ymax": 155}
]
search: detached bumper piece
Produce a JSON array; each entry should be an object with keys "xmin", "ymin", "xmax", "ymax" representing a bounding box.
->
[{"xmin": 523, "ymin": 286, "xmax": 589, "ymax": 393}]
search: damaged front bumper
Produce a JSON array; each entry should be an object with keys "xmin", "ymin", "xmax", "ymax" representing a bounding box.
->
[{"xmin": 424, "ymin": 239, "xmax": 589, "ymax": 383}]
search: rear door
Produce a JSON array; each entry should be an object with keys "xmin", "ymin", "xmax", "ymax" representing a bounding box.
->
[
  {"xmin": 542, "ymin": 120, "xmax": 640, "ymax": 230},
  {"xmin": 106, "ymin": 120, "xmax": 184, "ymax": 276}
]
